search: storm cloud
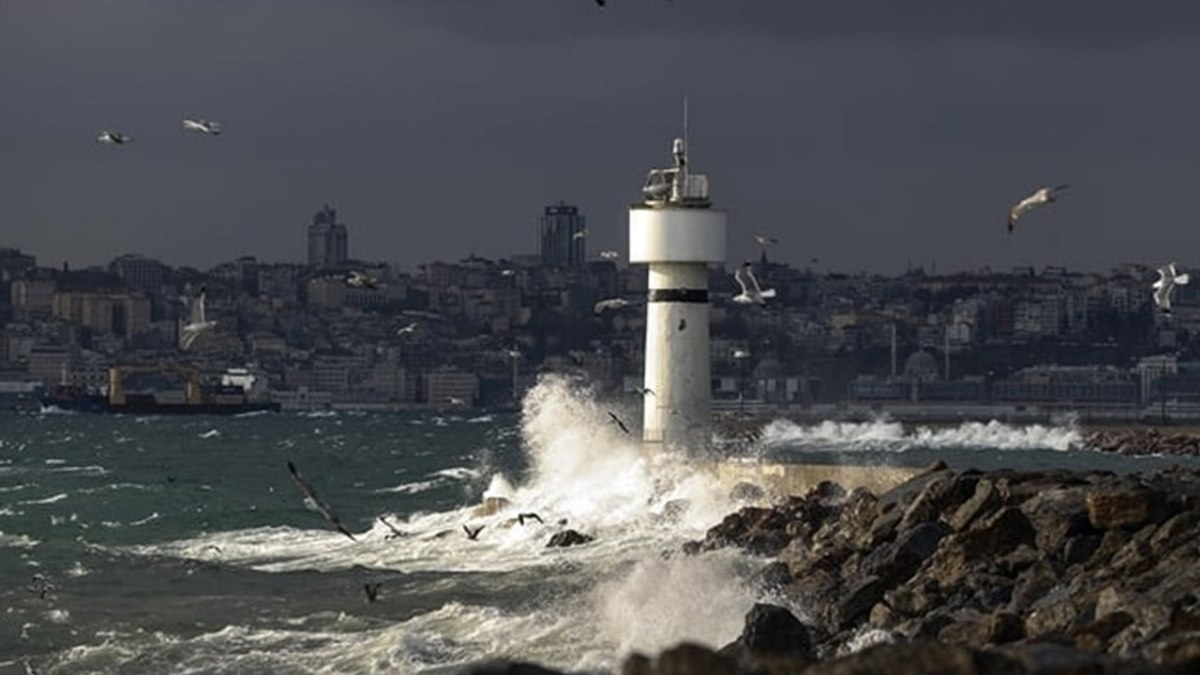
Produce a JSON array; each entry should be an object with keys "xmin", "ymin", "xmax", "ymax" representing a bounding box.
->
[{"xmin": 2, "ymin": 0, "xmax": 1199, "ymax": 274}]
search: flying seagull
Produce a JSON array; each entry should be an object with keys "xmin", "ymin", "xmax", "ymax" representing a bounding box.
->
[
  {"xmin": 517, "ymin": 512, "xmax": 544, "ymax": 526},
  {"xmin": 500, "ymin": 268, "xmax": 516, "ymax": 277},
  {"xmin": 347, "ymin": 271, "xmax": 378, "ymax": 289},
  {"xmin": 286, "ymin": 461, "xmax": 357, "ymax": 541},
  {"xmin": 396, "ymin": 322, "xmax": 418, "ymax": 336},
  {"xmin": 572, "ymin": 228, "xmax": 589, "ymax": 240},
  {"xmin": 180, "ymin": 286, "xmax": 217, "ymax": 351},
  {"xmin": 1153, "ymin": 262, "xmax": 1190, "ymax": 315},
  {"xmin": 1007, "ymin": 185, "xmax": 1070, "ymax": 233},
  {"xmin": 732, "ymin": 349, "xmax": 751, "ymax": 360},
  {"xmin": 182, "ymin": 118, "xmax": 222, "ymax": 135},
  {"xmin": 594, "ymin": 298, "xmax": 633, "ymax": 315},
  {"xmin": 446, "ymin": 396, "xmax": 466, "ymax": 406},
  {"xmin": 463, "ymin": 524, "xmax": 485, "ymax": 540},
  {"xmin": 363, "ymin": 582, "xmax": 381, "ymax": 603},
  {"xmin": 507, "ymin": 348, "xmax": 522, "ymax": 359},
  {"xmin": 633, "ymin": 386, "xmax": 655, "ymax": 397},
  {"xmin": 97, "ymin": 130, "xmax": 131, "ymax": 145},
  {"xmin": 378, "ymin": 516, "xmax": 407, "ymax": 540},
  {"xmin": 733, "ymin": 263, "xmax": 776, "ymax": 305},
  {"xmin": 754, "ymin": 234, "xmax": 779, "ymax": 246},
  {"xmin": 608, "ymin": 411, "xmax": 631, "ymax": 435},
  {"xmin": 599, "ymin": 250, "xmax": 620, "ymax": 260}
]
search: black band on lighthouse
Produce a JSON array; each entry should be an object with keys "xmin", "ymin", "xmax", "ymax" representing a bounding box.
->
[{"xmin": 648, "ymin": 289, "xmax": 709, "ymax": 303}]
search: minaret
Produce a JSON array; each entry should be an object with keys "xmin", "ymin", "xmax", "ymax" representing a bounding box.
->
[{"xmin": 629, "ymin": 136, "xmax": 726, "ymax": 451}]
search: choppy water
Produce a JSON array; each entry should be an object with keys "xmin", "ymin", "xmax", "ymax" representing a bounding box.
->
[{"xmin": 3, "ymin": 376, "xmax": 1199, "ymax": 674}]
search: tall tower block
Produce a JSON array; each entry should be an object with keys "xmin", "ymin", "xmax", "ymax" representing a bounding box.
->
[{"xmin": 630, "ymin": 137, "xmax": 726, "ymax": 451}]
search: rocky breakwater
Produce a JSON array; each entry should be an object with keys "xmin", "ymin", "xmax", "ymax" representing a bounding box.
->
[
  {"xmin": 1084, "ymin": 428, "xmax": 1200, "ymax": 457},
  {"xmin": 465, "ymin": 463, "xmax": 1200, "ymax": 675}
]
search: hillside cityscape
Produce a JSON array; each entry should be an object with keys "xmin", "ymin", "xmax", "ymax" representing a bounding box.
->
[{"xmin": 1, "ymin": 202, "xmax": 1196, "ymax": 421}]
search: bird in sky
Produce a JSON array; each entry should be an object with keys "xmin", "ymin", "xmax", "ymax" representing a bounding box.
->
[
  {"xmin": 754, "ymin": 234, "xmax": 779, "ymax": 246},
  {"xmin": 608, "ymin": 411, "xmax": 631, "ymax": 435},
  {"xmin": 1153, "ymin": 262, "xmax": 1190, "ymax": 315},
  {"xmin": 732, "ymin": 349, "xmax": 751, "ymax": 360},
  {"xmin": 507, "ymin": 348, "xmax": 522, "ymax": 359},
  {"xmin": 599, "ymin": 250, "xmax": 619, "ymax": 260},
  {"xmin": 396, "ymin": 322, "xmax": 418, "ymax": 336},
  {"xmin": 182, "ymin": 118, "xmax": 222, "ymax": 135},
  {"xmin": 463, "ymin": 524, "xmax": 485, "ymax": 540},
  {"xmin": 732, "ymin": 263, "xmax": 776, "ymax": 305},
  {"xmin": 286, "ymin": 461, "xmax": 357, "ymax": 541},
  {"xmin": 594, "ymin": 298, "xmax": 633, "ymax": 315},
  {"xmin": 633, "ymin": 386, "xmax": 655, "ymax": 397},
  {"xmin": 572, "ymin": 228, "xmax": 589, "ymax": 240},
  {"xmin": 180, "ymin": 286, "xmax": 217, "ymax": 351},
  {"xmin": 1007, "ymin": 185, "xmax": 1070, "ymax": 233},
  {"xmin": 97, "ymin": 130, "xmax": 131, "ymax": 145},
  {"xmin": 447, "ymin": 396, "xmax": 467, "ymax": 406}
]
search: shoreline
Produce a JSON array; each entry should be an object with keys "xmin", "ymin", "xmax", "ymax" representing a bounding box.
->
[{"xmin": 465, "ymin": 461, "xmax": 1200, "ymax": 675}]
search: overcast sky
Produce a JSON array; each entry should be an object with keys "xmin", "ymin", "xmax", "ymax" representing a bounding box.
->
[{"xmin": 3, "ymin": 0, "xmax": 1199, "ymax": 275}]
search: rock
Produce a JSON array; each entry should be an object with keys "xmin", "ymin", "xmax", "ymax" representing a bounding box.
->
[
  {"xmin": 1063, "ymin": 533, "xmax": 1103, "ymax": 566},
  {"xmin": 1020, "ymin": 487, "xmax": 1094, "ymax": 556},
  {"xmin": 865, "ymin": 521, "xmax": 949, "ymax": 586},
  {"xmin": 958, "ymin": 507, "xmax": 1037, "ymax": 561},
  {"xmin": 729, "ymin": 481, "xmax": 766, "ymax": 503},
  {"xmin": 473, "ymin": 496, "xmax": 512, "ymax": 517},
  {"xmin": 947, "ymin": 479, "xmax": 999, "ymax": 532},
  {"xmin": 621, "ymin": 642, "xmax": 740, "ymax": 675},
  {"xmin": 1024, "ymin": 591, "xmax": 1081, "ymax": 641},
  {"xmin": 801, "ymin": 641, "xmax": 1014, "ymax": 675},
  {"xmin": 546, "ymin": 529, "xmax": 593, "ymax": 548},
  {"xmin": 660, "ymin": 499, "xmax": 690, "ymax": 522},
  {"xmin": 1009, "ymin": 560, "xmax": 1059, "ymax": 614},
  {"xmin": 834, "ymin": 575, "xmax": 889, "ymax": 631},
  {"xmin": 898, "ymin": 473, "xmax": 978, "ymax": 531},
  {"xmin": 719, "ymin": 603, "xmax": 814, "ymax": 667},
  {"xmin": 752, "ymin": 561, "xmax": 793, "ymax": 592},
  {"xmin": 1087, "ymin": 488, "xmax": 1169, "ymax": 530}
]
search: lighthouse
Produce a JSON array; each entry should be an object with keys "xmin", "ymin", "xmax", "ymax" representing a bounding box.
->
[{"xmin": 630, "ymin": 136, "xmax": 726, "ymax": 451}]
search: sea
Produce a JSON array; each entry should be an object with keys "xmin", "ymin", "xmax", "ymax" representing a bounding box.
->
[{"xmin": 4, "ymin": 374, "xmax": 1200, "ymax": 674}]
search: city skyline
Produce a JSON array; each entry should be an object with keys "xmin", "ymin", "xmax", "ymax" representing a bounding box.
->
[{"xmin": 4, "ymin": 1, "xmax": 1200, "ymax": 273}]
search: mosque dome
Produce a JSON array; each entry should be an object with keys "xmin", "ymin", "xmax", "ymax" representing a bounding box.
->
[{"xmin": 903, "ymin": 350, "xmax": 940, "ymax": 381}]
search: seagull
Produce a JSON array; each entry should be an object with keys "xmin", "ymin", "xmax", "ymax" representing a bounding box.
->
[
  {"xmin": 500, "ymin": 269, "xmax": 516, "ymax": 277},
  {"xmin": 182, "ymin": 118, "xmax": 222, "ymax": 135},
  {"xmin": 363, "ymin": 582, "xmax": 381, "ymax": 603},
  {"xmin": 594, "ymin": 298, "xmax": 633, "ymax": 315},
  {"xmin": 97, "ymin": 130, "xmax": 131, "ymax": 145},
  {"xmin": 517, "ymin": 512, "xmax": 544, "ymax": 526},
  {"xmin": 633, "ymin": 386, "xmax": 655, "ymax": 397},
  {"xmin": 599, "ymin": 250, "xmax": 620, "ymax": 260},
  {"xmin": 732, "ymin": 349, "xmax": 751, "ymax": 359},
  {"xmin": 180, "ymin": 286, "xmax": 217, "ymax": 351},
  {"xmin": 286, "ymin": 461, "xmax": 357, "ymax": 541},
  {"xmin": 754, "ymin": 234, "xmax": 779, "ymax": 246},
  {"xmin": 27, "ymin": 574, "xmax": 56, "ymax": 600},
  {"xmin": 732, "ymin": 263, "xmax": 776, "ymax": 305},
  {"xmin": 463, "ymin": 524, "xmax": 485, "ymax": 540},
  {"xmin": 1007, "ymin": 185, "xmax": 1070, "ymax": 233},
  {"xmin": 396, "ymin": 322, "xmax": 418, "ymax": 336},
  {"xmin": 446, "ymin": 396, "xmax": 467, "ymax": 406},
  {"xmin": 1153, "ymin": 262, "xmax": 1190, "ymax": 315},
  {"xmin": 608, "ymin": 411, "xmax": 631, "ymax": 435},
  {"xmin": 347, "ymin": 271, "xmax": 379, "ymax": 289},
  {"xmin": 572, "ymin": 228, "xmax": 589, "ymax": 240},
  {"xmin": 378, "ymin": 516, "xmax": 407, "ymax": 540},
  {"xmin": 507, "ymin": 348, "xmax": 522, "ymax": 359}
]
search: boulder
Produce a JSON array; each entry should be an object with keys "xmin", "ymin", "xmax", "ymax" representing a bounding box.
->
[
  {"xmin": 620, "ymin": 642, "xmax": 740, "ymax": 675},
  {"xmin": 729, "ymin": 481, "xmax": 766, "ymax": 503},
  {"xmin": 1087, "ymin": 488, "xmax": 1169, "ymax": 530},
  {"xmin": 463, "ymin": 661, "xmax": 568, "ymax": 675},
  {"xmin": 719, "ymin": 603, "xmax": 814, "ymax": 668},
  {"xmin": 546, "ymin": 529, "xmax": 594, "ymax": 548}
]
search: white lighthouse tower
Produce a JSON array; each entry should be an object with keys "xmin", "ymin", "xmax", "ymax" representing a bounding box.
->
[{"xmin": 629, "ymin": 135, "xmax": 726, "ymax": 451}]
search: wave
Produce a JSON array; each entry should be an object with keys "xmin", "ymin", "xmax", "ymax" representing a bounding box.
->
[
  {"xmin": 20, "ymin": 492, "xmax": 69, "ymax": 505},
  {"xmin": 758, "ymin": 418, "xmax": 1082, "ymax": 453}
]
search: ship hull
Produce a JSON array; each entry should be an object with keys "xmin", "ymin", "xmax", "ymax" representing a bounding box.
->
[{"xmin": 42, "ymin": 394, "xmax": 280, "ymax": 415}]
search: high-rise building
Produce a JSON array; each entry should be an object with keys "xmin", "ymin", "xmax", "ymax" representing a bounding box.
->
[
  {"xmin": 307, "ymin": 204, "xmax": 349, "ymax": 267},
  {"xmin": 110, "ymin": 254, "xmax": 164, "ymax": 295},
  {"xmin": 539, "ymin": 202, "xmax": 585, "ymax": 268}
]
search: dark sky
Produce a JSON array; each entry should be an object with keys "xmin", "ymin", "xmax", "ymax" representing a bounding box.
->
[{"xmin": 3, "ymin": 0, "xmax": 1200, "ymax": 274}]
